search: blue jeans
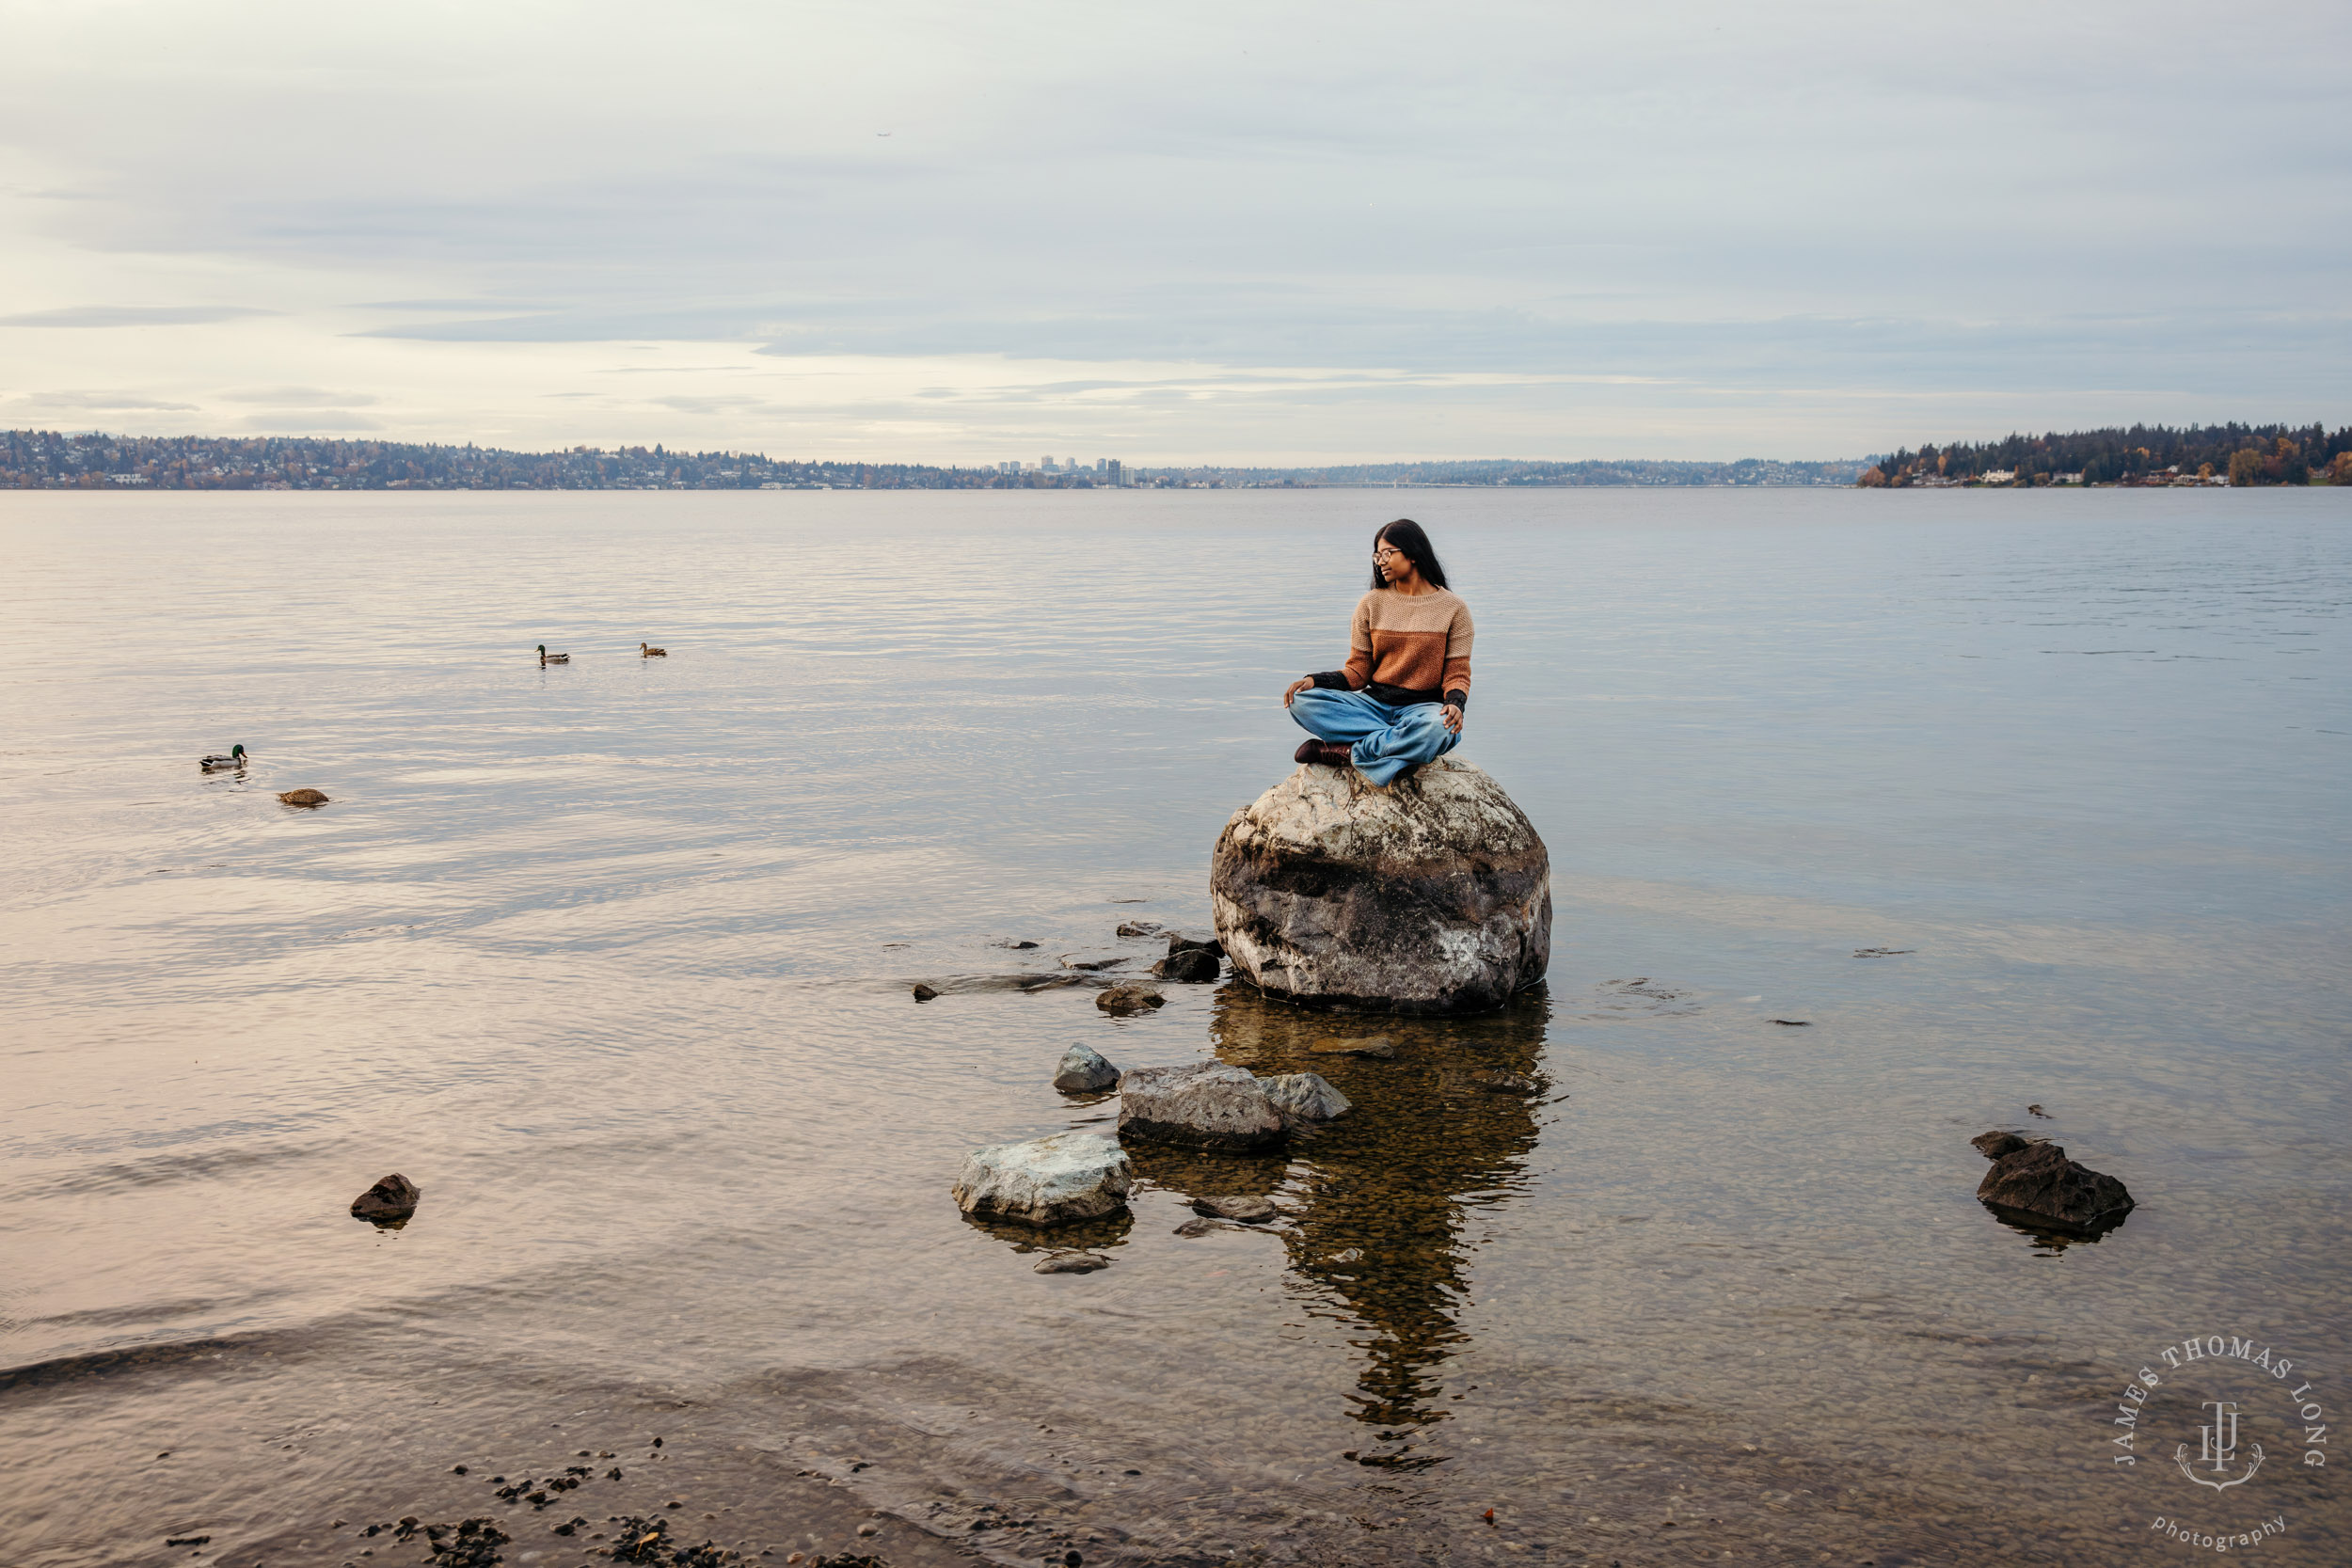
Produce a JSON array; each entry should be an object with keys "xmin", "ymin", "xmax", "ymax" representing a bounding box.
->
[{"xmin": 1289, "ymin": 688, "xmax": 1459, "ymax": 786}]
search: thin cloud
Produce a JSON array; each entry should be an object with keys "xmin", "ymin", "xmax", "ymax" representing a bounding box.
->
[{"xmin": 1, "ymin": 306, "xmax": 279, "ymax": 328}]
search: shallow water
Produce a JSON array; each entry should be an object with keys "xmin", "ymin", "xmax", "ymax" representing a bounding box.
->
[{"xmin": 2, "ymin": 487, "xmax": 2346, "ymax": 1567}]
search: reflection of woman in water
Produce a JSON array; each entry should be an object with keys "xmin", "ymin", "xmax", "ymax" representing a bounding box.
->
[{"xmin": 1280, "ymin": 519, "xmax": 1473, "ymax": 786}]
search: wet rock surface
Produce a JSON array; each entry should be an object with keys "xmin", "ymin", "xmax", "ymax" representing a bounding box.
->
[
  {"xmin": 277, "ymin": 787, "xmax": 330, "ymax": 806},
  {"xmin": 1117, "ymin": 1061, "xmax": 1286, "ymax": 1152},
  {"xmin": 1210, "ymin": 758, "xmax": 1549, "ymax": 1015},
  {"xmin": 1115, "ymin": 920, "xmax": 1162, "ymax": 938},
  {"xmin": 1970, "ymin": 1130, "xmax": 2032, "ymax": 1160},
  {"xmin": 952, "ymin": 1132, "xmax": 1133, "ymax": 1226},
  {"xmin": 350, "ymin": 1172, "xmax": 421, "ymax": 1223},
  {"xmin": 1152, "ymin": 947, "xmax": 1220, "ymax": 983},
  {"xmin": 1190, "ymin": 1194, "xmax": 1278, "ymax": 1223},
  {"xmin": 910, "ymin": 983, "xmax": 939, "ymax": 1002},
  {"xmin": 1258, "ymin": 1071, "xmax": 1350, "ymax": 1124},
  {"xmin": 1031, "ymin": 1249, "xmax": 1111, "ymax": 1274},
  {"xmin": 1094, "ymin": 985, "xmax": 1165, "ymax": 1016},
  {"xmin": 1975, "ymin": 1136, "xmax": 2135, "ymax": 1233},
  {"xmin": 1051, "ymin": 1042, "xmax": 1120, "ymax": 1092}
]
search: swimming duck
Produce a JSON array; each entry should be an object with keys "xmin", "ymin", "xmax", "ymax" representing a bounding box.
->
[
  {"xmin": 537, "ymin": 644, "xmax": 570, "ymax": 664},
  {"xmin": 199, "ymin": 744, "xmax": 248, "ymax": 770},
  {"xmin": 641, "ymin": 641, "xmax": 667, "ymax": 657}
]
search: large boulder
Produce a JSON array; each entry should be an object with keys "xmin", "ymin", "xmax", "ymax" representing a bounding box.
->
[
  {"xmin": 1211, "ymin": 759, "xmax": 1549, "ymax": 1014},
  {"xmin": 1118, "ymin": 1061, "xmax": 1287, "ymax": 1152},
  {"xmin": 953, "ymin": 1132, "xmax": 1133, "ymax": 1226},
  {"xmin": 1974, "ymin": 1138, "xmax": 2135, "ymax": 1233}
]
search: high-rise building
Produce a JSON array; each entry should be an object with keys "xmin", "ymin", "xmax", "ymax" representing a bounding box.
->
[{"xmin": 1107, "ymin": 459, "xmax": 1123, "ymax": 486}]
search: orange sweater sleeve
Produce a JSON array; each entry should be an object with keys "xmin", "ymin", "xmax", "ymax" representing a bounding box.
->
[
  {"xmin": 1342, "ymin": 594, "xmax": 1375, "ymax": 689},
  {"xmin": 1442, "ymin": 600, "xmax": 1473, "ymax": 703}
]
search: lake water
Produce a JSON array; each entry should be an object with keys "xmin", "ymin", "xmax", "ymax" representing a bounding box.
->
[{"xmin": 2, "ymin": 488, "xmax": 2346, "ymax": 1568}]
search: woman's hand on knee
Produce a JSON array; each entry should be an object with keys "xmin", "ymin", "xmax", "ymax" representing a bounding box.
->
[
  {"xmin": 1283, "ymin": 677, "xmax": 1313, "ymax": 707},
  {"xmin": 1440, "ymin": 703, "xmax": 1463, "ymax": 735}
]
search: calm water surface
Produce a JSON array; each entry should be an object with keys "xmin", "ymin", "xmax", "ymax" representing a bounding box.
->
[{"xmin": 2, "ymin": 489, "xmax": 2347, "ymax": 1567}]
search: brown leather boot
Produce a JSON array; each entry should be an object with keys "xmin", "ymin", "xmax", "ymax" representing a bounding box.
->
[{"xmin": 1294, "ymin": 739, "xmax": 1352, "ymax": 768}]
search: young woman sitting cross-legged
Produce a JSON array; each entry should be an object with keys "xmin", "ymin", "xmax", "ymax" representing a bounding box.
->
[{"xmin": 1280, "ymin": 517, "xmax": 1472, "ymax": 786}]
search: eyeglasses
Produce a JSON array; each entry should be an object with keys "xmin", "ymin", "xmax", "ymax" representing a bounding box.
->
[{"xmin": 1373, "ymin": 546, "xmax": 1404, "ymax": 562}]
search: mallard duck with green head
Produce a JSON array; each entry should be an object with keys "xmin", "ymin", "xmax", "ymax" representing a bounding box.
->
[
  {"xmin": 537, "ymin": 643, "xmax": 570, "ymax": 664},
  {"xmin": 199, "ymin": 744, "xmax": 248, "ymax": 770}
]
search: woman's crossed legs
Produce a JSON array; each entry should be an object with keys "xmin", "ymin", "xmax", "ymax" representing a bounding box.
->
[{"xmin": 1289, "ymin": 687, "xmax": 1458, "ymax": 786}]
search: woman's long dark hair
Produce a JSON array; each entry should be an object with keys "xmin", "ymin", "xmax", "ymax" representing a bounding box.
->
[{"xmin": 1370, "ymin": 518, "xmax": 1449, "ymax": 592}]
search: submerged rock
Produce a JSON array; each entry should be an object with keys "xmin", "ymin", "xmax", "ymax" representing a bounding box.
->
[
  {"xmin": 350, "ymin": 1173, "xmax": 421, "ymax": 1223},
  {"xmin": 1465, "ymin": 1070, "xmax": 1541, "ymax": 1096},
  {"xmin": 1115, "ymin": 920, "xmax": 1162, "ymax": 938},
  {"xmin": 1975, "ymin": 1137, "xmax": 2135, "ymax": 1233},
  {"xmin": 912, "ymin": 983, "xmax": 940, "ymax": 1002},
  {"xmin": 1118, "ymin": 1061, "xmax": 1285, "ymax": 1152},
  {"xmin": 953, "ymin": 1132, "xmax": 1133, "ymax": 1227},
  {"xmin": 1032, "ymin": 1250, "xmax": 1111, "ymax": 1274},
  {"xmin": 1171, "ymin": 1217, "xmax": 1219, "ymax": 1238},
  {"xmin": 1190, "ymin": 1194, "xmax": 1278, "ymax": 1223},
  {"xmin": 1211, "ymin": 758, "xmax": 1549, "ymax": 1015},
  {"xmin": 278, "ymin": 788, "xmax": 330, "ymax": 807},
  {"xmin": 1152, "ymin": 947, "xmax": 1220, "ymax": 983},
  {"xmin": 1258, "ymin": 1071, "xmax": 1350, "ymax": 1125},
  {"xmin": 1095, "ymin": 985, "xmax": 1166, "ymax": 1017},
  {"xmin": 1308, "ymin": 1035, "xmax": 1395, "ymax": 1059},
  {"xmin": 1970, "ymin": 1130, "xmax": 2032, "ymax": 1160},
  {"xmin": 1052, "ymin": 1043, "xmax": 1121, "ymax": 1093}
]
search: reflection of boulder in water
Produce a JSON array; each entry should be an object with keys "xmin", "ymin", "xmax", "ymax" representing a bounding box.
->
[
  {"xmin": 1207, "ymin": 984, "xmax": 1549, "ymax": 1456},
  {"xmin": 1210, "ymin": 760, "xmax": 1550, "ymax": 1015}
]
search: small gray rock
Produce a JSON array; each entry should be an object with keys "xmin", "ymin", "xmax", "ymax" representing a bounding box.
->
[
  {"xmin": 1259, "ymin": 1071, "xmax": 1350, "ymax": 1124},
  {"xmin": 1002, "ymin": 940, "xmax": 1039, "ymax": 949},
  {"xmin": 1152, "ymin": 948, "xmax": 1220, "ymax": 983},
  {"xmin": 1052, "ymin": 1043, "xmax": 1120, "ymax": 1093},
  {"xmin": 952, "ymin": 1132, "xmax": 1132, "ymax": 1227},
  {"xmin": 1977, "ymin": 1141, "xmax": 2134, "ymax": 1233},
  {"xmin": 1118, "ymin": 1061, "xmax": 1286, "ymax": 1152},
  {"xmin": 1971, "ymin": 1130, "xmax": 2031, "ymax": 1160},
  {"xmin": 1032, "ymin": 1250, "xmax": 1110, "ymax": 1274},
  {"xmin": 1191, "ymin": 1194, "xmax": 1278, "ymax": 1223},
  {"xmin": 1095, "ymin": 985, "xmax": 1166, "ymax": 1017},
  {"xmin": 351, "ymin": 1173, "xmax": 421, "ymax": 1223},
  {"xmin": 1115, "ymin": 920, "xmax": 1162, "ymax": 938},
  {"xmin": 1171, "ymin": 1217, "xmax": 1219, "ymax": 1238},
  {"xmin": 1061, "ymin": 956, "xmax": 1126, "ymax": 972}
]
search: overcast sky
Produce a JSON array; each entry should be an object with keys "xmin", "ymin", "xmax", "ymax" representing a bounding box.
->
[{"xmin": 2, "ymin": 0, "xmax": 2344, "ymax": 463}]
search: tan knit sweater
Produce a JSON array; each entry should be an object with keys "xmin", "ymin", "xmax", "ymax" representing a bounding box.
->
[{"xmin": 1309, "ymin": 587, "xmax": 1474, "ymax": 708}]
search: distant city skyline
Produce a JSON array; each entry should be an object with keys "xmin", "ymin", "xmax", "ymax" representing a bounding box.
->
[{"xmin": 2, "ymin": 1, "xmax": 2344, "ymax": 462}]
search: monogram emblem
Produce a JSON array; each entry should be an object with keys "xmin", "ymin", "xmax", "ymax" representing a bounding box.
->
[{"xmin": 2173, "ymin": 1400, "xmax": 2264, "ymax": 1492}]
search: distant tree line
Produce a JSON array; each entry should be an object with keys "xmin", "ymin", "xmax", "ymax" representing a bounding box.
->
[
  {"xmin": 1113, "ymin": 456, "xmax": 1866, "ymax": 487},
  {"xmin": 1859, "ymin": 422, "xmax": 2352, "ymax": 487},
  {"xmin": 1, "ymin": 430, "xmax": 1870, "ymax": 491},
  {"xmin": 0, "ymin": 431, "xmax": 1074, "ymax": 491}
]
